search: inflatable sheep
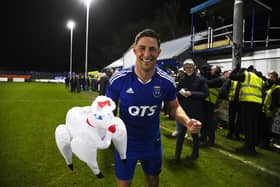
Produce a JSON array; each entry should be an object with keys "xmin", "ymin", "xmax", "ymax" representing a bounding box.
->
[{"xmin": 55, "ymin": 96, "xmax": 127, "ymax": 178}]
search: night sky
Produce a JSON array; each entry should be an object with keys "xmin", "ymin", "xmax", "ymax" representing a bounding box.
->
[
  {"xmin": 3, "ymin": 0, "xmax": 277, "ymax": 73},
  {"xmin": 5, "ymin": 0, "xmax": 177, "ymax": 73}
]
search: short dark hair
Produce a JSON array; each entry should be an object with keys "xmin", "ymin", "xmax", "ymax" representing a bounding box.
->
[
  {"xmin": 134, "ymin": 28, "xmax": 161, "ymax": 47},
  {"xmin": 269, "ymin": 71, "xmax": 278, "ymax": 78}
]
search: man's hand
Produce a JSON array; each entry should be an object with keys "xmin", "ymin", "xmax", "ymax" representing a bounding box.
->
[
  {"xmin": 179, "ymin": 88, "xmax": 191, "ymax": 98},
  {"xmin": 185, "ymin": 119, "xmax": 201, "ymax": 134},
  {"xmin": 179, "ymin": 88, "xmax": 186, "ymax": 95}
]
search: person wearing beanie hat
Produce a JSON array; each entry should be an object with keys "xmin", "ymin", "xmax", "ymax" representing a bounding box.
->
[
  {"xmin": 172, "ymin": 60, "xmax": 196, "ymax": 137},
  {"xmin": 183, "ymin": 59, "xmax": 196, "ymax": 76},
  {"xmin": 174, "ymin": 58, "xmax": 209, "ymax": 162}
]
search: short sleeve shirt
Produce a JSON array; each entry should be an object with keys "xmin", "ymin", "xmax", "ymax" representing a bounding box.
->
[{"xmin": 106, "ymin": 66, "xmax": 176, "ymax": 158}]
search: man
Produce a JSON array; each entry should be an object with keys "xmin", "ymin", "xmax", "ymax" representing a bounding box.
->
[
  {"xmin": 174, "ymin": 59, "xmax": 208, "ymax": 161},
  {"xmin": 99, "ymin": 68, "xmax": 114, "ymax": 96},
  {"xmin": 260, "ymin": 71, "xmax": 280, "ymax": 148},
  {"xmin": 106, "ymin": 28, "xmax": 201, "ymax": 187},
  {"xmin": 200, "ymin": 65, "xmax": 224, "ymax": 146},
  {"xmin": 171, "ymin": 67, "xmax": 186, "ymax": 137},
  {"xmin": 221, "ymin": 74, "xmax": 241, "ymax": 140},
  {"xmin": 230, "ymin": 66, "xmax": 264, "ymax": 155}
]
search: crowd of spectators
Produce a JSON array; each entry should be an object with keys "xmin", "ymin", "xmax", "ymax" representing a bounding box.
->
[
  {"xmin": 64, "ymin": 69, "xmax": 115, "ymax": 94},
  {"xmin": 163, "ymin": 61, "xmax": 280, "ymax": 157}
]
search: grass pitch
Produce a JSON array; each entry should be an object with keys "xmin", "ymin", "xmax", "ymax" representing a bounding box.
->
[{"xmin": 0, "ymin": 82, "xmax": 279, "ymax": 187}]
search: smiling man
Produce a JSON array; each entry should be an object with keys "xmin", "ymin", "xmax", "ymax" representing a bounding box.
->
[{"xmin": 106, "ymin": 28, "xmax": 201, "ymax": 187}]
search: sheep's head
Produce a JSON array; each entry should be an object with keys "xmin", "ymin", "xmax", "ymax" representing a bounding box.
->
[{"xmin": 87, "ymin": 96, "xmax": 116, "ymax": 129}]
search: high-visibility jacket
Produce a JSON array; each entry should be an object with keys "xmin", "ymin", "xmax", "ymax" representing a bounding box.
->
[
  {"xmin": 239, "ymin": 71, "xmax": 263, "ymax": 104},
  {"xmin": 228, "ymin": 80, "xmax": 238, "ymax": 102},
  {"xmin": 205, "ymin": 87, "xmax": 220, "ymax": 104},
  {"xmin": 263, "ymin": 84, "xmax": 280, "ymax": 117}
]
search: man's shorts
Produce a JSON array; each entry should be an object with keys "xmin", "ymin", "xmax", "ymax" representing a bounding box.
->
[{"xmin": 114, "ymin": 154, "xmax": 162, "ymax": 180}]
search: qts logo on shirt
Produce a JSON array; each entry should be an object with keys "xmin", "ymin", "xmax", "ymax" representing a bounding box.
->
[{"xmin": 128, "ymin": 105, "xmax": 158, "ymax": 117}]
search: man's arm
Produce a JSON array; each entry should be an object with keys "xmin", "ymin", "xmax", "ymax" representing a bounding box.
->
[{"xmin": 168, "ymin": 99, "xmax": 201, "ymax": 133}]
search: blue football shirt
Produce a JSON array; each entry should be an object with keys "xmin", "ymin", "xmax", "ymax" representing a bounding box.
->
[{"xmin": 106, "ymin": 66, "xmax": 176, "ymax": 159}]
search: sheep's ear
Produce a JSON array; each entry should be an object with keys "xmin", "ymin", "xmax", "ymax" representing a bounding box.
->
[
  {"xmin": 91, "ymin": 96, "xmax": 104, "ymax": 109},
  {"xmin": 91, "ymin": 96, "xmax": 116, "ymax": 111}
]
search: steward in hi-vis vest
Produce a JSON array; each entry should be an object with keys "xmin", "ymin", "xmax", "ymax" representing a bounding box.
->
[
  {"xmin": 259, "ymin": 73, "xmax": 280, "ymax": 148},
  {"xmin": 205, "ymin": 87, "xmax": 220, "ymax": 105},
  {"xmin": 223, "ymin": 79, "xmax": 241, "ymax": 139},
  {"xmin": 228, "ymin": 80, "xmax": 238, "ymax": 102},
  {"xmin": 263, "ymin": 84, "xmax": 280, "ymax": 118},
  {"xmin": 230, "ymin": 66, "xmax": 264, "ymax": 155},
  {"xmin": 239, "ymin": 71, "xmax": 263, "ymax": 104}
]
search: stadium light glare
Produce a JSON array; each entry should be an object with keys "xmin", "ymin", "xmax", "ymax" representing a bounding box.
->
[
  {"xmin": 67, "ymin": 20, "xmax": 75, "ymax": 30},
  {"xmin": 82, "ymin": 0, "xmax": 93, "ymax": 8}
]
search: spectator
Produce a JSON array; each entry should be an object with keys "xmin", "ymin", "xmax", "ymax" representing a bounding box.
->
[
  {"xmin": 260, "ymin": 71, "xmax": 280, "ymax": 148},
  {"xmin": 221, "ymin": 72, "xmax": 242, "ymax": 140},
  {"xmin": 174, "ymin": 59, "xmax": 208, "ymax": 161},
  {"xmin": 172, "ymin": 67, "xmax": 185, "ymax": 137},
  {"xmin": 70, "ymin": 74, "xmax": 76, "ymax": 92},
  {"xmin": 200, "ymin": 65, "xmax": 224, "ymax": 146},
  {"xmin": 99, "ymin": 68, "xmax": 114, "ymax": 96},
  {"xmin": 65, "ymin": 75, "xmax": 70, "ymax": 89},
  {"xmin": 75, "ymin": 74, "xmax": 81, "ymax": 93}
]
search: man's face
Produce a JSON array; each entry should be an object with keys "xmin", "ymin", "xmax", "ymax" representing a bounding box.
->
[
  {"xmin": 133, "ymin": 36, "xmax": 161, "ymax": 72},
  {"xmin": 210, "ymin": 66, "xmax": 216, "ymax": 75},
  {"xmin": 105, "ymin": 69, "xmax": 113, "ymax": 77},
  {"xmin": 268, "ymin": 72, "xmax": 277, "ymax": 81},
  {"xmin": 184, "ymin": 64, "xmax": 194, "ymax": 76}
]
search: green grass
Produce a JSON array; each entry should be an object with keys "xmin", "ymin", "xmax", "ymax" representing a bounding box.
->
[{"xmin": 0, "ymin": 82, "xmax": 279, "ymax": 187}]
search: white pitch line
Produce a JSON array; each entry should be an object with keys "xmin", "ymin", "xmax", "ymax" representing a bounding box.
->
[
  {"xmin": 160, "ymin": 125, "xmax": 280, "ymax": 179},
  {"xmin": 212, "ymin": 147, "xmax": 280, "ymax": 179}
]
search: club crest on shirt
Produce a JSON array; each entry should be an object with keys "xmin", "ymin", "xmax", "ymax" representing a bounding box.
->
[{"xmin": 153, "ymin": 86, "xmax": 161, "ymax": 98}]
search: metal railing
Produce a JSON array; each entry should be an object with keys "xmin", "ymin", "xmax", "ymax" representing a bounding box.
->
[
  {"xmin": 192, "ymin": 23, "xmax": 280, "ymax": 51},
  {"xmin": 191, "ymin": 24, "xmax": 233, "ymax": 51}
]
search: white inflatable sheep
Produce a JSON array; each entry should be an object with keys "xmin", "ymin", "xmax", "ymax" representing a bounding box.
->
[{"xmin": 55, "ymin": 96, "xmax": 127, "ymax": 178}]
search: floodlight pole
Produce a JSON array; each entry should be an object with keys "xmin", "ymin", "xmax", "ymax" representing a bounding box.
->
[
  {"xmin": 84, "ymin": 0, "xmax": 92, "ymax": 91},
  {"xmin": 67, "ymin": 21, "xmax": 75, "ymax": 80}
]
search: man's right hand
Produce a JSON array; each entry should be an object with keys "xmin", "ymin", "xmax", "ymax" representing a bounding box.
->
[{"xmin": 185, "ymin": 118, "xmax": 202, "ymax": 134}]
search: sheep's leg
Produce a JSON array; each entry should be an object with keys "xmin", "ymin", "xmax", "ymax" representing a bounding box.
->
[
  {"xmin": 55, "ymin": 124, "xmax": 73, "ymax": 170},
  {"xmin": 71, "ymin": 138, "xmax": 103, "ymax": 178},
  {"xmin": 86, "ymin": 151, "xmax": 104, "ymax": 178}
]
